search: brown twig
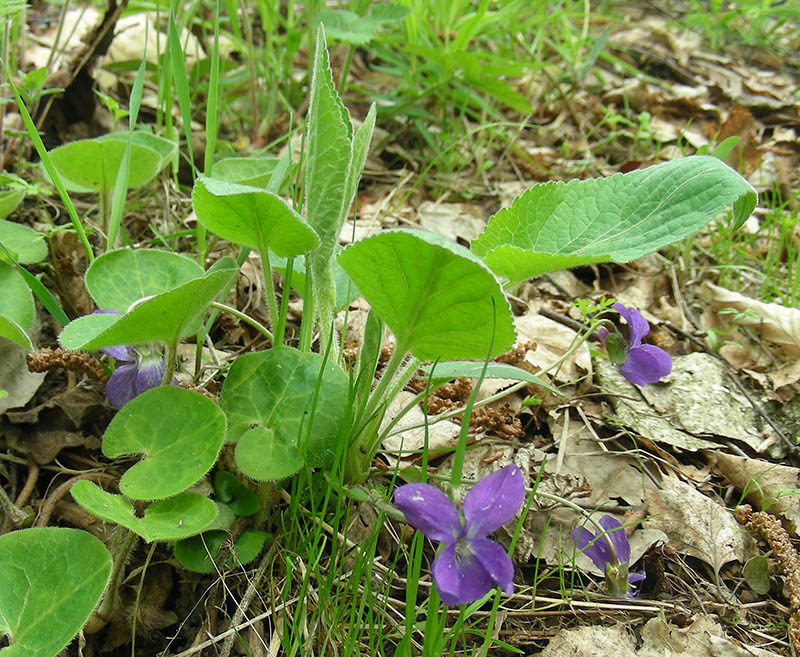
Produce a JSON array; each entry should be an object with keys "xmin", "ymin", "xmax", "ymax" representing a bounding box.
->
[
  {"xmin": 35, "ymin": 472, "xmax": 115, "ymax": 528},
  {"xmin": 736, "ymin": 504, "xmax": 800, "ymax": 654}
]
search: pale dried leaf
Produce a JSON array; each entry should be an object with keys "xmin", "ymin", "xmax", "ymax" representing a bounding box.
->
[
  {"xmin": 597, "ymin": 354, "xmax": 781, "ymax": 455},
  {"xmin": 539, "ymin": 624, "xmax": 637, "ymax": 657},
  {"xmin": 515, "ymin": 309, "xmax": 591, "ymax": 384},
  {"xmin": 711, "ymin": 452, "xmax": 800, "ymax": 537},
  {"xmin": 416, "ymin": 201, "xmax": 485, "ymax": 243},
  {"xmin": 0, "ymin": 339, "xmax": 45, "ymax": 414},
  {"xmin": 639, "ymin": 614, "xmax": 782, "ymax": 657},
  {"xmin": 644, "ymin": 476, "xmax": 756, "ymax": 573},
  {"xmin": 380, "ymin": 391, "xmax": 463, "ymax": 458},
  {"xmin": 701, "ymin": 281, "xmax": 800, "ymax": 357}
]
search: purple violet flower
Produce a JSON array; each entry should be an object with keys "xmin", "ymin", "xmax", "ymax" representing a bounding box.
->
[
  {"xmin": 393, "ymin": 464, "xmax": 525, "ymax": 606},
  {"xmin": 94, "ymin": 309, "xmax": 170, "ymax": 410},
  {"xmin": 573, "ymin": 515, "xmax": 646, "ymax": 598},
  {"xmin": 600, "ymin": 303, "xmax": 671, "ymax": 386}
]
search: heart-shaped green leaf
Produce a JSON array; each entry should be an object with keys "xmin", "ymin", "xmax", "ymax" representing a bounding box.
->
[
  {"xmin": 59, "ymin": 266, "xmax": 236, "ymax": 350},
  {"xmin": 472, "ymin": 156, "xmax": 757, "ymax": 285},
  {"xmin": 102, "ymin": 387, "xmax": 226, "ymax": 500},
  {"xmin": 85, "ymin": 249, "xmax": 205, "ymax": 312},
  {"xmin": 213, "ymin": 156, "xmax": 279, "ymax": 187},
  {"xmin": 192, "ymin": 176, "xmax": 319, "ymax": 257},
  {"xmin": 338, "ymin": 229, "xmax": 515, "ymax": 360},
  {"xmin": 71, "ymin": 481, "xmax": 217, "ymax": 542},
  {"xmin": 219, "ymin": 347, "xmax": 349, "ymax": 480},
  {"xmin": 98, "ymin": 132, "xmax": 177, "ymax": 170},
  {"xmin": 0, "ymin": 262, "xmax": 34, "ymax": 331},
  {"xmin": 0, "ymin": 527, "xmax": 111, "ymax": 657},
  {"xmin": 0, "ymin": 220, "xmax": 47, "ymax": 264},
  {"xmin": 174, "ymin": 529, "xmax": 268, "ymax": 573},
  {"xmin": 47, "ymin": 138, "xmax": 163, "ymax": 193}
]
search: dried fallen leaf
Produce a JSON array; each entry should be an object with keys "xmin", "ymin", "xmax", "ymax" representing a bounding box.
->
[
  {"xmin": 539, "ymin": 624, "xmax": 637, "ymax": 657},
  {"xmin": 597, "ymin": 354, "xmax": 782, "ymax": 455},
  {"xmin": 639, "ymin": 614, "xmax": 781, "ymax": 657},
  {"xmin": 710, "ymin": 451, "xmax": 800, "ymax": 537},
  {"xmin": 645, "ymin": 476, "xmax": 756, "ymax": 575},
  {"xmin": 701, "ymin": 281, "xmax": 800, "ymax": 358}
]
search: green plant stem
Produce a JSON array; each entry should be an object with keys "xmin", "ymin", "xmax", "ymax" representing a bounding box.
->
[
  {"xmin": 298, "ymin": 265, "xmax": 314, "ymax": 352},
  {"xmin": 274, "ymin": 256, "xmax": 294, "ymax": 346},
  {"xmin": 88, "ymin": 527, "xmax": 138, "ymax": 631},
  {"xmin": 360, "ymin": 343, "xmax": 411, "ymax": 432},
  {"xmin": 210, "ymin": 301, "xmax": 273, "ymax": 343},
  {"xmin": 0, "ymin": 482, "xmax": 28, "ymax": 527},
  {"xmin": 257, "ymin": 241, "xmax": 280, "ymax": 336},
  {"xmin": 163, "ymin": 339, "xmax": 178, "ymax": 387}
]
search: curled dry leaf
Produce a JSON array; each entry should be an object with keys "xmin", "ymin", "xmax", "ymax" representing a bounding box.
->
[
  {"xmin": 711, "ymin": 451, "xmax": 800, "ymax": 537},
  {"xmin": 701, "ymin": 281, "xmax": 800, "ymax": 358},
  {"xmin": 645, "ymin": 476, "xmax": 757, "ymax": 575}
]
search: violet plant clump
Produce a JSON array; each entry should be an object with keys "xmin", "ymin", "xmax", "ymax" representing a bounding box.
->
[
  {"xmin": 600, "ymin": 303, "xmax": 671, "ymax": 386},
  {"xmin": 573, "ymin": 514, "xmax": 645, "ymax": 598},
  {"xmin": 393, "ymin": 464, "xmax": 525, "ymax": 605}
]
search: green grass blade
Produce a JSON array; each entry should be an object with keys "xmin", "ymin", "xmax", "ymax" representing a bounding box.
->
[
  {"xmin": 1, "ymin": 59, "xmax": 94, "ymax": 263},
  {"xmin": 107, "ymin": 32, "xmax": 149, "ymax": 250}
]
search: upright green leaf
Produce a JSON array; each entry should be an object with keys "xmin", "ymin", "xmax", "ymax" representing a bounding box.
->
[
  {"xmin": 85, "ymin": 249, "xmax": 204, "ymax": 312},
  {"xmin": 338, "ymin": 229, "xmax": 515, "ymax": 360},
  {"xmin": 472, "ymin": 156, "xmax": 757, "ymax": 285},
  {"xmin": 304, "ymin": 25, "xmax": 356, "ymax": 341},
  {"xmin": 0, "ymin": 262, "xmax": 34, "ymax": 331},
  {"xmin": 193, "ymin": 176, "xmax": 319, "ymax": 256},
  {"xmin": 102, "ymin": 387, "xmax": 227, "ymax": 500},
  {"xmin": 59, "ymin": 267, "xmax": 236, "ymax": 350},
  {"xmin": 0, "ymin": 528, "xmax": 111, "ymax": 657}
]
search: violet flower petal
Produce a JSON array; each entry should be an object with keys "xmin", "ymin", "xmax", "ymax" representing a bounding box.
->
[
  {"xmin": 105, "ymin": 363, "xmax": 139, "ymax": 410},
  {"xmin": 572, "ymin": 526, "xmax": 612, "ymax": 571},
  {"xmin": 463, "ymin": 464, "xmax": 525, "ymax": 538},
  {"xmin": 613, "ymin": 303, "xmax": 650, "ymax": 348},
  {"xmin": 431, "ymin": 543, "xmax": 493, "ymax": 605},
  {"xmin": 471, "ymin": 537, "xmax": 515, "ymax": 594},
  {"xmin": 393, "ymin": 483, "xmax": 462, "ymax": 544},
  {"xmin": 102, "ymin": 345, "xmax": 134, "ymax": 361},
  {"xmin": 598, "ymin": 515, "xmax": 630, "ymax": 564},
  {"xmin": 618, "ymin": 344, "xmax": 672, "ymax": 385},
  {"xmin": 133, "ymin": 355, "xmax": 167, "ymax": 396},
  {"xmin": 628, "ymin": 571, "xmax": 646, "ymax": 584}
]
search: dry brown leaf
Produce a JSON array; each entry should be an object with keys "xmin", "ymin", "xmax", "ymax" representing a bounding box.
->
[
  {"xmin": 597, "ymin": 354, "xmax": 782, "ymax": 454},
  {"xmin": 645, "ymin": 476, "xmax": 756, "ymax": 574},
  {"xmin": 701, "ymin": 281, "xmax": 800, "ymax": 358},
  {"xmin": 539, "ymin": 625, "xmax": 637, "ymax": 657},
  {"xmin": 514, "ymin": 308, "xmax": 591, "ymax": 384},
  {"xmin": 416, "ymin": 201, "xmax": 485, "ymax": 243},
  {"xmin": 639, "ymin": 614, "xmax": 782, "ymax": 657},
  {"xmin": 710, "ymin": 451, "xmax": 800, "ymax": 537}
]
